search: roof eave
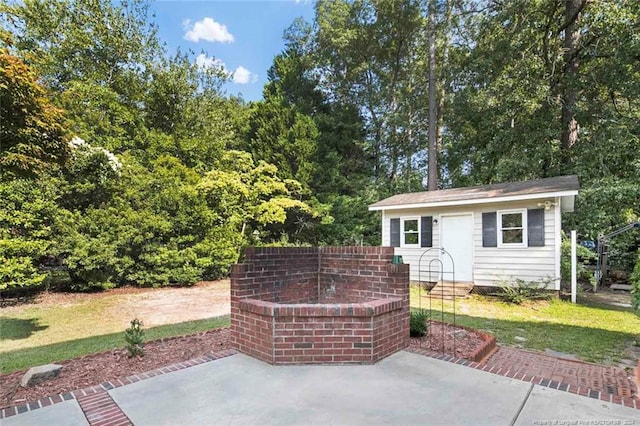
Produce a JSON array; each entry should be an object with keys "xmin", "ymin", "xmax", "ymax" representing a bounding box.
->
[{"xmin": 368, "ymin": 190, "xmax": 579, "ymax": 212}]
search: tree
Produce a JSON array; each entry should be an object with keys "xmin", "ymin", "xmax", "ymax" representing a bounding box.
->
[
  {"xmin": 427, "ymin": 0, "xmax": 438, "ymax": 190},
  {"xmin": 197, "ymin": 150, "xmax": 319, "ymax": 243},
  {"xmin": 314, "ymin": 0, "xmax": 428, "ymax": 188},
  {"xmin": 5, "ymin": 0, "xmax": 160, "ymax": 99},
  {"xmin": 248, "ymin": 24, "xmax": 376, "ymax": 244},
  {"xmin": 0, "ymin": 49, "xmax": 70, "ymax": 177},
  {"xmin": 559, "ymin": 0, "xmax": 586, "ymax": 166},
  {"xmin": 143, "ymin": 51, "xmax": 246, "ymax": 171},
  {"xmin": 246, "ymin": 97, "xmax": 319, "ymax": 191}
]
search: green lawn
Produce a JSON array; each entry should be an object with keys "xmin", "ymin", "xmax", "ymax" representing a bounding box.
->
[
  {"xmin": 0, "ymin": 316, "xmax": 230, "ymax": 374},
  {"xmin": 411, "ymin": 286, "xmax": 640, "ymax": 364},
  {"xmin": 0, "ymin": 283, "xmax": 231, "ymax": 374},
  {"xmin": 2, "ymin": 284, "xmax": 638, "ymax": 374}
]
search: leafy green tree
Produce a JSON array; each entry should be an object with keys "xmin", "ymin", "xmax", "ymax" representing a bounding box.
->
[
  {"xmin": 197, "ymin": 150, "xmax": 319, "ymax": 242},
  {"xmin": 0, "ymin": 49, "xmax": 70, "ymax": 177},
  {"xmin": 6, "ymin": 0, "xmax": 160, "ymax": 98},
  {"xmin": 0, "ymin": 179, "xmax": 61, "ymax": 291},
  {"xmin": 143, "ymin": 51, "xmax": 246, "ymax": 170},
  {"xmin": 314, "ymin": 0, "xmax": 428, "ymax": 187},
  {"xmin": 246, "ymin": 97, "xmax": 318, "ymax": 190}
]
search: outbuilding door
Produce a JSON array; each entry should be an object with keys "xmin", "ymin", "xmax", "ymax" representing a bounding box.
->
[{"xmin": 440, "ymin": 214, "xmax": 474, "ymax": 282}]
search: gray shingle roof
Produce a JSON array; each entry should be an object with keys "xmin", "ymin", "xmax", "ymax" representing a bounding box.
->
[{"xmin": 369, "ymin": 175, "xmax": 579, "ymax": 210}]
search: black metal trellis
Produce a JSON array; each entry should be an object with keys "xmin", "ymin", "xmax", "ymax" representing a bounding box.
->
[{"xmin": 416, "ymin": 247, "xmax": 457, "ymax": 357}]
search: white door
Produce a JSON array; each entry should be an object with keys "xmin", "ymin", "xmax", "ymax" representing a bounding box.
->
[{"xmin": 440, "ymin": 214, "xmax": 474, "ymax": 282}]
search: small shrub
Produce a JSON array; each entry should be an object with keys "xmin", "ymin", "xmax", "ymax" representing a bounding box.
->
[
  {"xmin": 124, "ymin": 318, "xmax": 145, "ymax": 357},
  {"xmin": 497, "ymin": 278, "xmax": 553, "ymax": 304},
  {"xmin": 410, "ymin": 310, "xmax": 428, "ymax": 337}
]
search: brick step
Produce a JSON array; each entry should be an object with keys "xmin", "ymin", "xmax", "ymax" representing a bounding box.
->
[
  {"xmin": 424, "ymin": 290, "xmax": 472, "ymax": 297},
  {"xmin": 423, "ymin": 282, "xmax": 474, "ymax": 300}
]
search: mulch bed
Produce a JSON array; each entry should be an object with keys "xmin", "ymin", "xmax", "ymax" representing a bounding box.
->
[
  {"xmin": 409, "ymin": 320, "xmax": 494, "ymax": 362},
  {"xmin": 1, "ymin": 322, "xmax": 491, "ymax": 410},
  {"xmin": 0, "ymin": 328, "xmax": 231, "ymax": 409}
]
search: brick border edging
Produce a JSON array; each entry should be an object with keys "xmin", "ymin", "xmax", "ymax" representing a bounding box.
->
[
  {"xmin": 0, "ymin": 349, "xmax": 237, "ymax": 421},
  {"xmin": 76, "ymin": 391, "xmax": 131, "ymax": 425},
  {"xmin": 427, "ymin": 321, "xmax": 497, "ymax": 363},
  {"xmin": 405, "ymin": 346, "xmax": 640, "ymax": 410}
]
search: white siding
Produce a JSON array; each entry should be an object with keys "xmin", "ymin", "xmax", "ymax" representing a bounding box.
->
[{"xmin": 379, "ymin": 200, "xmax": 560, "ymax": 288}]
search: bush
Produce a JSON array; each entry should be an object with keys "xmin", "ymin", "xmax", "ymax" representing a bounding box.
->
[
  {"xmin": 410, "ymin": 310, "xmax": 428, "ymax": 337},
  {"xmin": 560, "ymin": 235, "xmax": 596, "ymax": 288},
  {"xmin": 497, "ymin": 278, "xmax": 553, "ymax": 304},
  {"xmin": 0, "ymin": 240, "xmax": 47, "ymax": 292},
  {"xmin": 124, "ymin": 318, "xmax": 145, "ymax": 357},
  {"xmin": 630, "ymin": 250, "xmax": 640, "ymax": 310}
]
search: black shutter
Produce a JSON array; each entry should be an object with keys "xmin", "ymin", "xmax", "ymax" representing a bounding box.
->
[
  {"xmin": 528, "ymin": 208, "xmax": 545, "ymax": 247},
  {"xmin": 421, "ymin": 216, "xmax": 433, "ymax": 247},
  {"xmin": 390, "ymin": 218, "xmax": 400, "ymax": 247},
  {"xmin": 482, "ymin": 212, "xmax": 497, "ymax": 247}
]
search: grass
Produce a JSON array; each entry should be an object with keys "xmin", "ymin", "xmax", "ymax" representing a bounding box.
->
[
  {"xmin": 0, "ymin": 316, "xmax": 229, "ymax": 374},
  {"xmin": 411, "ymin": 285, "xmax": 640, "ymax": 364},
  {"xmin": 0, "ymin": 283, "xmax": 230, "ymax": 374},
  {"xmin": 1, "ymin": 292, "xmax": 141, "ymax": 353},
  {"xmin": 2, "ymin": 282, "xmax": 638, "ymax": 373}
]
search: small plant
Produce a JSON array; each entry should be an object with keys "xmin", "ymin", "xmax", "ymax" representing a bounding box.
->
[
  {"xmin": 497, "ymin": 278, "xmax": 553, "ymax": 304},
  {"xmin": 410, "ymin": 310, "xmax": 428, "ymax": 337},
  {"xmin": 124, "ymin": 318, "xmax": 145, "ymax": 357}
]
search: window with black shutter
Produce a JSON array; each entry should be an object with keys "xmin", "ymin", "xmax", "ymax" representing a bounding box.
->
[
  {"xmin": 390, "ymin": 218, "xmax": 400, "ymax": 247},
  {"xmin": 527, "ymin": 208, "xmax": 545, "ymax": 246},
  {"xmin": 482, "ymin": 212, "xmax": 497, "ymax": 247},
  {"xmin": 421, "ymin": 216, "xmax": 433, "ymax": 247}
]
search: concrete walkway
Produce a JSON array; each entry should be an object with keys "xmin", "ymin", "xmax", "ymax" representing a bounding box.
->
[{"xmin": 2, "ymin": 351, "xmax": 638, "ymax": 426}]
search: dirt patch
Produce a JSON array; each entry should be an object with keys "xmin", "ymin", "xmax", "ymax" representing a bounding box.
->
[
  {"xmin": 580, "ymin": 286, "xmax": 632, "ymax": 308},
  {"xmin": 0, "ymin": 328, "xmax": 231, "ymax": 409},
  {"xmin": 112, "ymin": 281, "xmax": 230, "ymax": 327},
  {"xmin": 1, "ymin": 281, "xmax": 230, "ymax": 324}
]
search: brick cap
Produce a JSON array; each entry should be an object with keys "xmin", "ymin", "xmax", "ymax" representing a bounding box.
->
[{"xmin": 238, "ymin": 297, "xmax": 404, "ymax": 317}]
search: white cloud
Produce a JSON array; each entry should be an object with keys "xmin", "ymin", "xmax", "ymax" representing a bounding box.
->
[
  {"xmin": 193, "ymin": 54, "xmax": 256, "ymax": 85},
  {"xmin": 232, "ymin": 66, "xmax": 257, "ymax": 84},
  {"xmin": 195, "ymin": 53, "xmax": 226, "ymax": 70},
  {"xmin": 184, "ymin": 17, "xmax": 234, "ymax": 43}
]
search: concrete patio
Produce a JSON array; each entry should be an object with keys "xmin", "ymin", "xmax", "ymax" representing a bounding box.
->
[{"xmin": 2, "ymin": 351, "xmax": 637, "ymax": 425}]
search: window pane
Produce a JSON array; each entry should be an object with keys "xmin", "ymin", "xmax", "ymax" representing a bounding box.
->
[
  {"xmin": 405, "ymin": 232, "xmax": 419, "ymax": 244},
  {"xmin": 404, "ymin": 220, "xmax": 418, "ymax": 232},
  {"xmin": 502, "ymin": 213, "xmax": 522, "ymax": 228},
  {"xmin": 502, "ymin": 229, "xmax": 523, "ymax": 244}
]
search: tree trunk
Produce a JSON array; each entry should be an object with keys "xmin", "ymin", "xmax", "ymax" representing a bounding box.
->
[
  {"xmin": 560, "ymin": 0, "xmax": 583, "ymax": 167},
  {"xmin": 427, "ymin": 0, "xmax": 438, "ymax": 191},
  {"xmin": 436, "ymin": 0, "xmax": 451, "ymax": 186}
]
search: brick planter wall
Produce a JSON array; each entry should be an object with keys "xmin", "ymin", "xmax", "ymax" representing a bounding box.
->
[{"xmin": 230, "ymin": 247, "xmax": 410, "ymax": 364}]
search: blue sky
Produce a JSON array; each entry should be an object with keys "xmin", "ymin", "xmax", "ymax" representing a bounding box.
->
[{"xmin": 151, "ymin": 1, "xmax": 316, "ymax": 102}]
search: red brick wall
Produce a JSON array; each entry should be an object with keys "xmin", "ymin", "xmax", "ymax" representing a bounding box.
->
[
  {"xmin": 318, "ymin": 246, "xmax": 407, "ymax": 304},
  {"xmin": 372, "ymin": 306, "xmax": 410, "ymax": 362},
  {"xmin": 230, "ymin": 246, "xmax": 410, "ymax": 364},
  {"xmin": 236, "ymin": 297, "xmax": 405, "ymax": 364},
  {"xmin": 273, "ymin": 314, "xmax": 374, "ymax": 364},
  {"xmin": 232, "ymin": 247, "xmax": 318, "ymax": 303},
  {"xmin": 229, "ymin": 306, "xmax": 274, "ymax": 363}
]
